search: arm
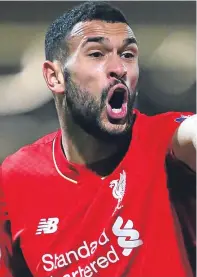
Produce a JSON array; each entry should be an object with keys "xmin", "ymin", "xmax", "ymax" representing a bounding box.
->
[
  {"xmin": 0, "ymin": 169, "xmax": 33, "ymax": 277},
  {"xmin": 166, "ymin": 114, "xmax": 196, "ymax": 274},
  {"xmin": 172, "ymin": 114, "xmax": 196, "ymax": 172},
  {"xmin": 0, "ymin": 171, "xmax": 13, "ymax": 277}
]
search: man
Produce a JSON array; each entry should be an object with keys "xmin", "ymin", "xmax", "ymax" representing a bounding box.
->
[{"xmin": 0, "ymin": 2, "xmax": 196, "ymax": 277}]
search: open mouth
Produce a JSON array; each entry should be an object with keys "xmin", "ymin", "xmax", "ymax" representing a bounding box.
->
[
  {"xmin": 109, "ymin": 88, "xmax": 127, "ymax": 111},
  {"xmin": 106, "ymin": 85, "xmax": 128, "ymax": 120}
]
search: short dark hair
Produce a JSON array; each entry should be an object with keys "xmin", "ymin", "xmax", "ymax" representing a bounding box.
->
[{"xmin": 45, "ymin": 1, "xmax": 129, "ymax": 62}]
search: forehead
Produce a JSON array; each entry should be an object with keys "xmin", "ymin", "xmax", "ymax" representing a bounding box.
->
[{"xmin": 67, "ymin": 20, "xmax": 136, "ymax": 48}]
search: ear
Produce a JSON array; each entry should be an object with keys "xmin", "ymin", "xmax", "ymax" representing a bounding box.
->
[{"xmin": 42, "ymin": 60, "xmax": 65, "ymax": 94}]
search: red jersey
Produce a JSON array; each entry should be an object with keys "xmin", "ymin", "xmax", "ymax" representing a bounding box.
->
[{"xmin": 0, "ymin": 109, "xmax": 195, "ymax": 277}]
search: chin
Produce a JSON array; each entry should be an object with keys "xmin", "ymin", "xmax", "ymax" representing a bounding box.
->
[{"xmin": 100, "ymin": 120, "xmax": 130, "ymax": 136}]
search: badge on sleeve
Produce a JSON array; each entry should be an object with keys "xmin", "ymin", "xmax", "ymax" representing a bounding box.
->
[{"xmin": 175, "ymin": 114, "xmax": 191, "ymax": 123}]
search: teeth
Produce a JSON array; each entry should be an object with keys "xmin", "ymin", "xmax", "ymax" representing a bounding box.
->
[{"xmin": 112, "ymin": 108, "xmax": 121, "ymax": 113}]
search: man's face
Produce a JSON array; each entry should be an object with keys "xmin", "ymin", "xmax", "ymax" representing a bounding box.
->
[{"xmin": 63, "ymin": 20, "xmax": 139, "ymax": 140}]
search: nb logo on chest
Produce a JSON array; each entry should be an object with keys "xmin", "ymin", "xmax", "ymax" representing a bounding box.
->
[{"xmin": 35, "ymin": 217, "xmax": 59, "ymax": 235}]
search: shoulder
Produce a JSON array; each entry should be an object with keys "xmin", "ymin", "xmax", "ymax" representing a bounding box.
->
[
  {"xmin": 1, "ymin": 129, "xmax": 59, "ymax": 176},
  {"xmin": 135, "ymin": 108, "xmax": 193, "ymax": 125},
  {"xmin": 134, "ymin": 109, "xmax": 194, "ymax": 138},
  {"xmin": 131, "ymin": 109, "xmax": 194, "ymax": 157}
]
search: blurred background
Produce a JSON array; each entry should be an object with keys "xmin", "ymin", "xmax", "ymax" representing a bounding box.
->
[{"xmin": 0, "ymin": 1, "xmax": 196, "ymax": 162}]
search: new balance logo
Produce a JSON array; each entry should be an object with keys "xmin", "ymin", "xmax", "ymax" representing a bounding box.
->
[
  {"xmin": 35, "ymin": 218, "xmax": 59, "ymax": 235},
  {"xmin": 112, "ymin": 216, "xmax": 143, "ymax": 256}
]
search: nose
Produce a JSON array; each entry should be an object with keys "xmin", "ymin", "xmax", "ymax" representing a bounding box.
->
[{"xmin": 106, "ymin": 55, "xmax": 127, "ymax": 81}]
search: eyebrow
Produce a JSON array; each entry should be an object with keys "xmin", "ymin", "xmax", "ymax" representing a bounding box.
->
[
  {"xmin": 122, "ymin": 37, "xmax": 138, "ymax": 47},
  {"xmin": 81, "ymin": 36, "xmax": 137, "ymax": 48},
  {"xmin": 81, "ymin": 36, "xmax": 108, "ymax": 47}
]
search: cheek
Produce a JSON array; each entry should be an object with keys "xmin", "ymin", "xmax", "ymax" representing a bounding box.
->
[
  {"xmin": 127, "ymin": 64, "xmax": 139, "ymax": 89},
  {"xmin": 71, "ymin": 67, "xmax": 103, "ymax": 95},
  {"xmin": 65, "ymin": 55, "xmax": 93, "ymax": 87},
  {"xmin": 94, "ymin": 62, "xmax": 106, "ymax": 74},
  {"xmin": 78, "ymin": 63, "xmax": 106, "ymax": 89},
  {"xmin": 68, "ymin": 65, "xmax": 89, "ymax": 87}
]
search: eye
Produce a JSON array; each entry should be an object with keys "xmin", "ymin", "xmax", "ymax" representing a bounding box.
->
[
  {"xmin": 88, "ymin": 51, "xmax": 104, "ymax": 58},
  {"xmin": 121, "ymin": 51, "xmax": 135, "ymax": 59}
]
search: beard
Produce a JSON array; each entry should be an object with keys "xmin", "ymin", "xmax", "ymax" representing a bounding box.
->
[{"xmin": 63, "ymin": 69, "xmax": 137, "ymax": 143}]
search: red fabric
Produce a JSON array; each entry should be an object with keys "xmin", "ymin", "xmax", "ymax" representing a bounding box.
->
[
  {"xmin": 0, "ymin": 109, "xmax": 194, "ymax": 277},
  {"xmin": 0, "ymin": 179, "xmax": 13, "ymax": 277}
]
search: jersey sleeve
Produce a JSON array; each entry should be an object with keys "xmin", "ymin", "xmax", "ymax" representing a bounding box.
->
[
  {"xmin": 162, "ymin": 112, "xmax": 196, "ymax": 274},
  {"xmin": 0, "ymin": 165, "xmax": 34, "ymax": 277},
  {"xmin": 164, "ymin": 111, "xmax": 196, "ymax": 183},
  {"xmin": 0, "ymin": 166, "xmax": 13, "ymax": 277}
]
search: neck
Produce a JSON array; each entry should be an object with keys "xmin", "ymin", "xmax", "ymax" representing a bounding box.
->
[{"xmin": 59, "ymin": 112, "xmax": 131, "ymax": 177}]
